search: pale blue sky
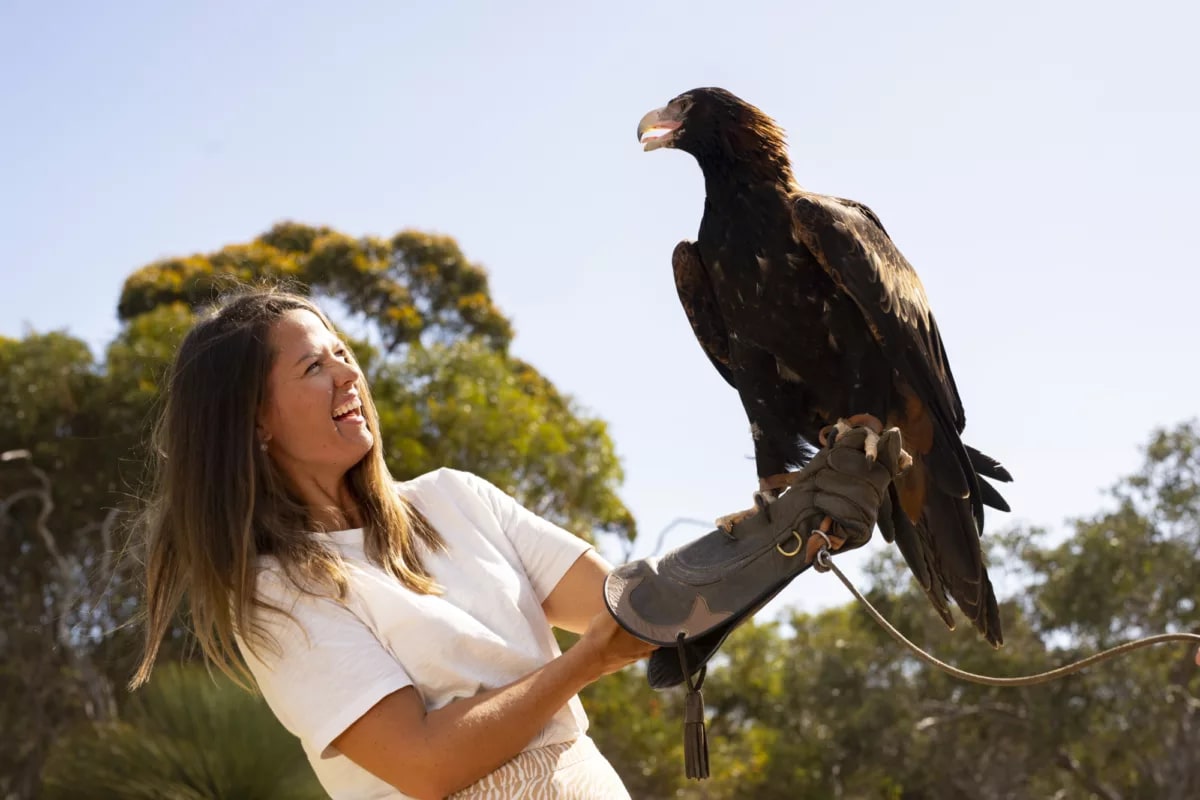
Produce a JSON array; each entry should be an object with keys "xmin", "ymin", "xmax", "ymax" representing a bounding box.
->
[{"xmin": 3, "ymin": 1, "xmax": 1198, "ymax": 616}]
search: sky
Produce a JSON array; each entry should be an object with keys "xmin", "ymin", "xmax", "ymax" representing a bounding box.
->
[{"xmin": 2, "ymin": 1, "xmax": 1198, "ymax": 622}]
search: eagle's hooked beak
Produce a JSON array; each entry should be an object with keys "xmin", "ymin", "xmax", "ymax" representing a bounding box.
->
[{"xmin": 638, "ymin": 104, "xmax": 684, "ymax": 151}]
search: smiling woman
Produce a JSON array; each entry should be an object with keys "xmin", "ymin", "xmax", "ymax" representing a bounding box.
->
[{"xmin": 127, "ymin": 284, "xmax": 656, "ymax": 799}]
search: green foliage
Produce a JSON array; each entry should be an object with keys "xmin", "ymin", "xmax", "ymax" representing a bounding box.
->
[
  {"xmin": 0, "ymin": 330, "xmax": 122, "ymax": 513},
  {"xmin": 41, "ymin": 665, "xmax": 325, "ymax": 800},
  {"xmin": 116, "ymin": 223, "xmax": 513, "ymax": 354},
  {"xmin": 1023, "ymin": 422, "xmax": 1200, "ymax": 646},
  {"xmin": 372, "ymin": 339, "xmax": 634, "ymax": 541},
  {"xmin": 1, "ymin": 331, "xmax": 132, "ymax": 799}
]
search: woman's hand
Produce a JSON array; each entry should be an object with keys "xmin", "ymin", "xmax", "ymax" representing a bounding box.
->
[{"xmin": 572, "ymin": 612, "xmax": 658, "ymax": 680}]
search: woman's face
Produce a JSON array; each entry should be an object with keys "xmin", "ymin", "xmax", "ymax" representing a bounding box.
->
[{"xmin": 257, "ymin": 309, "xmax": 373, "ymax": 492}]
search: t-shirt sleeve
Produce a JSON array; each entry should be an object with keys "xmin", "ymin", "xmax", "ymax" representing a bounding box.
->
[
  {"xmin": 238, "ymin": 569, "xmax": 414, "ymax": 759},
  {"xmin": 453, "ymin": 471, "xmax": 594, "ymax": 602}
]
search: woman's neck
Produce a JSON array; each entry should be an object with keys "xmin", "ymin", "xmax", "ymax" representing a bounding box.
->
[{"xmin": 282, "ymin": 469, "xmax": 360, "ymax": 531}]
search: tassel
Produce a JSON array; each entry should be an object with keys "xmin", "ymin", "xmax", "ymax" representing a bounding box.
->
[
  {"xmin": 676, "ymin": 636, "xmax": 710, "ymax": 780},
  {"xmin": 684, "ymin": 680, "xmax": 709, "ymax": 779}
]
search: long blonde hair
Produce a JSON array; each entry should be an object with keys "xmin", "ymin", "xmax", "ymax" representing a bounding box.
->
[{"xmin": 130, "ymin": 286, "xmax": 443, "ymax": 689}]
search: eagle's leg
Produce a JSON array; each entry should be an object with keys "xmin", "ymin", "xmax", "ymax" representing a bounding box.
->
[
  {"xmin": 717, "ymin": 344, "xmax": 813, "ymax": 532},
  {"xmin": 723, "ymin": 430, "xmax": 807, "ymax": 530},
  {"xmin": 752, "ymin": 414, "xmax": 889, "ymax": 499},
  {"xmin": 803, "ymin": 515, "xmax": 848, "ymax": 564},
  {"xmin": 825, "ymin": 324, "xmax": 888, "ymax": 461}
]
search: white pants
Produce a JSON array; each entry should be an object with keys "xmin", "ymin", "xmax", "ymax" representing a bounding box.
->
[{"xmin": 449, "ymin": 736, "xmax": 631, "ymax": 799}]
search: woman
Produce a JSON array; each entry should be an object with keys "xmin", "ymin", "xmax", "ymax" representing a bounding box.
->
[{"xmin": 130, "ymin": 286, "xmax": 655, "ymax": 799}]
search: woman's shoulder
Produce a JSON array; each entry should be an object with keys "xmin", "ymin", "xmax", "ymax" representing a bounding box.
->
[
  {"xmin": 394, "ymin": 468, "xmax": 518, "ymax": 535},
  {"xmin": 394, "ymin": 467, "xmax": 496, "ymax": 504},
  {"xmin": 248, "ymin": 558, "xmax": 308, "ymax": 607}
]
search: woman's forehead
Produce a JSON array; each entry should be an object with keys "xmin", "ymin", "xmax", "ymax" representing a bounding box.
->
[{"xmin": 271, "ymin": 309, "xmax": 336, "ymax": 352}]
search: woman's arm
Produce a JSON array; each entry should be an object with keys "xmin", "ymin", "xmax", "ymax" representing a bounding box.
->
[
  {"xmin": 331, "ymin": 611, "xmax": 652, "ymax": 799},
  {"xmin": 540, "ymin": 548, "xmax": 616, "ymax": 634}
]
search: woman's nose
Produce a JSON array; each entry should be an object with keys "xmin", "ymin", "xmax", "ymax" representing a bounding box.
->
[{"xmin": 336, "ymin": 360, "xmax": 362, "ymax": 386}]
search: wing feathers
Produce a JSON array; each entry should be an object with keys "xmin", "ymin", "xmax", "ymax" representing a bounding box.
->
[
  {"xmin": 966, "ymin": 444, "xmax": 1014, "ymax": 483},
  {"xmin": 791, "ymin": 190, "xmax": 1004, "ymax": 643},
  {"xmin": 977, "ymin": 478, "xmax": 1011, "ymax": 514},
  {"xmin": 672, "ymin": 241, "xmax": 736, "ymax": 389}
]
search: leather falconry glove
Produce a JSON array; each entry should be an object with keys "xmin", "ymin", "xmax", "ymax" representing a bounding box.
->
[{"xmin": 603, "ymin": 421, "xmax": 912, "ymax": 780}]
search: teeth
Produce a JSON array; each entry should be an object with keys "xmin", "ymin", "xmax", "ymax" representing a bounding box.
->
[{"xmin": 332, "ymin": 399, "xmax": 362, "ymax": 418}]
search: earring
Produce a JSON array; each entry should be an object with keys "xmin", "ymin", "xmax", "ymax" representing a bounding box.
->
[{"xmin": 260, "ymin": 441, "xmax": 268, "ymax": 452}]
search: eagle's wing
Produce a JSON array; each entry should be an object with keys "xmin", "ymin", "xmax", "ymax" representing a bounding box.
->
[
  {"xmin": 792, "ymin": 194, "xmax": 965, "ymax": 433},
  {"xmin": 791, "ymin": 192, "xmax": 1002, "ymax": 644},
  {"xmin": 672, "ymin": 240, "xmax": 735, "ymax": 389},
  {"xmin": 809, "ymin": 199, "xmax": 1012, "ymax": 508}
]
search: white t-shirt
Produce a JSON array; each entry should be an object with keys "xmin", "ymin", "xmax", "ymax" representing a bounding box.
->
[{"xmin": 238, "ymin": 467, "xmax": 596, "ymax": 799}]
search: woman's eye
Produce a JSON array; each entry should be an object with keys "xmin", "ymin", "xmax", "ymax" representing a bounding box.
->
[{"xmin": 306, "ymin": 361, "xmax": 321, "ymax": 374}]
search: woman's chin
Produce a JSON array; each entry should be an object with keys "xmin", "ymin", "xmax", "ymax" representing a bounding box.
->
[{"xmin": 346, "ymin": 430, "xmax": 375, "ymax": 459}]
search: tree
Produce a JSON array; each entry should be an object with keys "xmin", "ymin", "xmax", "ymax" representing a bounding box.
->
[
  {"xmin": 116, "ymin": 224, "xmax": 512, "ymax": 356},
  {"xmin": 370, "ymin": 339, "xmax": 633, "ymax": 539},
  {"xmin": 0, "ymin": 332, "xmax": 130, "ymax": 799},
  {"xmin": 1005, "ymin": 420, "xmax": 1200, "ymax": 799}
]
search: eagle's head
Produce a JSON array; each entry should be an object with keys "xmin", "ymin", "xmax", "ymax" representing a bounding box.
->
[{"xmin": 637, "ymin": 88, "xmax": 788, "ymax": 171}]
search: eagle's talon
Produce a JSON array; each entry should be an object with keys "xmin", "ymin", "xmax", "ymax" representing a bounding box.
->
[
  {"xmin": 818, "ymin": 423, "xmax": 840, "ymax": 447},
  {"xmin": 863, "ymin": 427, "xmax": 880, "ymax": 462},
  {"xmin": 715, "ymin": 507, "xmax": 756, "ymax": 533},
  {"xmin": 716, "ymin": 484, "xmax": 782, "ymax": 532},
  {"xmin": 821, "ymin": 416, "xmax": 883, "ymax": 459}
]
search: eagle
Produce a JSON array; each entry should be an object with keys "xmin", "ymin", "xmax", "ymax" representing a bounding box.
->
[{"xmin": 637, "ymin": 87, "xmax": 1012, "ymax": 646}]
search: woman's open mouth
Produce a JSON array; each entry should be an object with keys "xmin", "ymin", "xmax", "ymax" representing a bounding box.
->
[{"xmin": 332, "ymin": 398, "xmax": 364, "ymax": 425}]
